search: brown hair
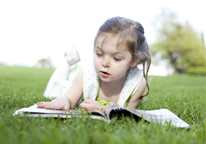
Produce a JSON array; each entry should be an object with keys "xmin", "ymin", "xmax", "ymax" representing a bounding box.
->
[{"xmin": 94, "ymin": 17, "xmax": 151, "ymax": 100}]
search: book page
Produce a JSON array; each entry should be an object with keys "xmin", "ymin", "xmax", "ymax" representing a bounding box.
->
[
  {"xmin": 132, "ymin": 109, "xmax": 190, "ymax": 128},
  {"xmin": 105, "ymin": 103, "xmax": 189, "ymax": 128},
  {"xmin": 13, "ymin": 104, "xmax": 106, "ymax": 117},
  {"xmin": 15, "ymin": 113, "xmax": 108, "ymax": 122},
  {"xmin": 13, "ymin": 104, "xmax": 81, "ymax": 115}
]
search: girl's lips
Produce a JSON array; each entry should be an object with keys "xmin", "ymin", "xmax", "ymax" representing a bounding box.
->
[{"xmin": 100, "ymin": 71, "xmax": 110, "ymax": 77}]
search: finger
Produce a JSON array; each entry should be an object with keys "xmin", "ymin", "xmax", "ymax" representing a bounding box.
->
[
  {"xmin": 37, "ymin": 102, "xmax": 50, "ymax": 108},
  {"xmin": 45, "ymin": 103, "xmax": 62, "ymax": 110},
  {"xmin": 37, "ymin": 102, "xmax": 45, "ymax": 106},
  {"xmin": 79, "ymin": 102, "xmax": 88, "ymax": 109},
  {"xmin": 63, "ymin": 104, "xmax": 70, "ymax": 111}
]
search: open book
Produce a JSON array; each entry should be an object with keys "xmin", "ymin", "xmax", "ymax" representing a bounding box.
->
[{"xmin": 13, "ymin": 103, "xmax": 190, "ymax": 128}]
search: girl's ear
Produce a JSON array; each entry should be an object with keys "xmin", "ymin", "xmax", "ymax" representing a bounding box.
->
[{"xmin": 130, "ymin": 56, "xmax": 139, "ymax": 67}]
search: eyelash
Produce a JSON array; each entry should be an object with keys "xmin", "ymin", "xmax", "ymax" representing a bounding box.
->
[
  {"xmin": 96, "ymin": 52, "xmax": 121, "ymax": 61},
  {"xmin": 114, "ymin": 57, "xmax": 121, "ymax": 61},
  {"xmin": 96, "ymin": 52, "xmax": 102, "ymax": 56}
]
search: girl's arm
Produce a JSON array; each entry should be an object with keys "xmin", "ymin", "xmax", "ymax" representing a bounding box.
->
[
  {"xmin": 126, "ymin": 77, "xmax": 146, "ymax": 109},
  {"xmin": 79, "ymin": 78, "xmax": 146, "ymax": 111},
  {"xmin": 37, "ymin": 69, "xmax": 84, "ymax": 110},
  {"xmin": 65, "ymin": 69, "xmax": 83, "ymax": 108}
]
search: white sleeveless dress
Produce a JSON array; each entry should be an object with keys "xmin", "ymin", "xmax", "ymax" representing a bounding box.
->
[{"xmin": 82, "ymin": 63, "xmax": 143, "ymax": 107}]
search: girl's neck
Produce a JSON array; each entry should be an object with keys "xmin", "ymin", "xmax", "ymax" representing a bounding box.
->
[{"xmin": 100, "ymin": 70, "xmax": 129, "ymax": 95}]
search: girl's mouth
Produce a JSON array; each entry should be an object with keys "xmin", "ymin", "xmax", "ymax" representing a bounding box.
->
[{"xmin": 100, "ymin": 71, "xmax": 110, "ymax": 77}]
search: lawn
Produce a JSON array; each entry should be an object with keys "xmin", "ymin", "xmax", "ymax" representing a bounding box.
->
[{"xmin": 0, "ymin": 65, "xmax": 205, "ymax": 144}]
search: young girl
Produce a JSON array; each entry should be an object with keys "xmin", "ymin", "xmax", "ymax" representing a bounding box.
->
[{"xmin": 37, "ymin": 16, "xmax": 151, "ymax": 112}]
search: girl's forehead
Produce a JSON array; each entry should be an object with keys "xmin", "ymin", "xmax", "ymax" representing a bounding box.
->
[
  {"xmin": 96, "ymin": 34, "xmax": 115, "ymax": 45},
  {"xmin": 95, "ymin": 34, "xmax": 128, "ymax": 52}
]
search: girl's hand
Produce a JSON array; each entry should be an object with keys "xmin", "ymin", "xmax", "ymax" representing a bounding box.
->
[
  {"xmin": 37, "ymin": 95, "xmax": 70, "ymax": 111},
  {"xmin": 79, "ymin": 99, "xmax": 106, "ymax": 112}
]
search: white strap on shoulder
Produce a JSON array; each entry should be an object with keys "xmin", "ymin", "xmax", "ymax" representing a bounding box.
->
[
  {"xmin": 117, "ymin": 67, "xmax": 143, "ymax": 107},
  {"xmin": 83, "ymin": 63, "xmax": 99, "ymax": 100}
]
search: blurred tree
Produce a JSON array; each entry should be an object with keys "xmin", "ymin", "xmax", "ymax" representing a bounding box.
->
[
  {"xmin": 152, "ymin": 9, "xmax": 206, "ymax": 73},
  {"xmin": 36, "ymin": 56, "xmax": 53, "ymax": 68}
]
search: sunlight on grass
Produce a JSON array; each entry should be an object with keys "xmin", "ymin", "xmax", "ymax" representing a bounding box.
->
[{"xmin": 0, "ymin": 65, "xmax": 205, "ymax": 144}]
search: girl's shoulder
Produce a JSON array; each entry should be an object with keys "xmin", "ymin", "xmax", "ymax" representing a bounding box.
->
[
  {"xmin": 82, "ymin": 62, "xmax": 99, "ymax": 100},
  {"xmin": 117, "ymin": 67, "xmax": 144, "ymax": 107},
  {"xmin": 127, "ymin": 67, "xmax": 143, "ymax": 79},
  {"xmin": 82, "ymin": 62, "xmax": 98, "ymax": 79}
]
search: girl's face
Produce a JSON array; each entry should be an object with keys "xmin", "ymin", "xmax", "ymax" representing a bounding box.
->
[{"xmin": 94, "ymin": 34, "xmax": 136, "ymax": 83}]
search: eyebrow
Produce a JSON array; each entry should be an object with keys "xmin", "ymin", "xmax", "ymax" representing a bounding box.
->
[
  {"xmin": 95, "ymin": 46, "xmax": 102, "ymax": 52},
  {"xmin": 96, "ymin": 46, "xmax": 101, "ymax": 49},
  {"xmin": 96, "ymin": 47, "xmax": 124, "ymax": 55}
]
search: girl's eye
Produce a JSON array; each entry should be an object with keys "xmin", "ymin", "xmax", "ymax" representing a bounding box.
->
[
  {"xmin": 96, "ymin": 52, "xmax": 102, "ymax": 56},
  {"xmin": 114, "ymin": 57, "xmax": 121, "ymax": 61}
]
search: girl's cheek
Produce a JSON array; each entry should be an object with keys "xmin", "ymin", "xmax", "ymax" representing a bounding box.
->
[
  {"xmin": 95, "ymin": 57, "xmax": 102, "ymax": 65},
  {"xmin": 94, "ymin": 58, "xmax": 101, "ymax": 69}
]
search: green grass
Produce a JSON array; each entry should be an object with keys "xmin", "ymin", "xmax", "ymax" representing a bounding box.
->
[{"xmin": 0, "ymin": 65, "xmax": 205, "ymax": 144}]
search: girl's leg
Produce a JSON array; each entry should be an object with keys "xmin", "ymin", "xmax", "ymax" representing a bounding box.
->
[
  {"xmin": 43, "ymin": 57, "xmax": 71, "ymax": 98},
  {"xmin": 44, "ymin": 46, "xmax": 80, "ymax": 98}
]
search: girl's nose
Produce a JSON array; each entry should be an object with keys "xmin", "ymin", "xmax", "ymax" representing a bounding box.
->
[{"xmin": 102, "ymin": 57, "xmax": 110, "ymax": 67}]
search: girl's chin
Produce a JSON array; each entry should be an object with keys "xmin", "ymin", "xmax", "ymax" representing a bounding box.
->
[
  {"xmin": 99, "ymin": 75, "xmax": 111, "ymax": 82},
  {"xmin": 100, "ymin": 78, "xmax": 112, "ymax": 83}
]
